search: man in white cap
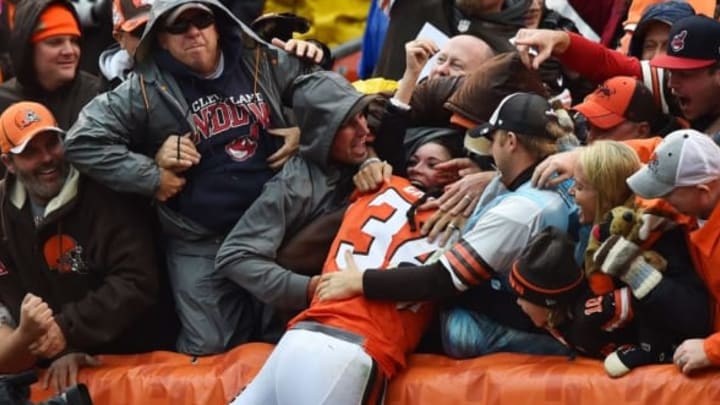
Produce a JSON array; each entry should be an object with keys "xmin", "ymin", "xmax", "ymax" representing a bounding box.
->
[{"xmin": 624, "ymin": 129, "xmax": 720, "ymax": 374}]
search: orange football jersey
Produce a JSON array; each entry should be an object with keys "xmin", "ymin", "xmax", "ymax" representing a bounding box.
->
[{"xmin": 290, "ymin": 176, "xmax": 440, "ymax": 377}]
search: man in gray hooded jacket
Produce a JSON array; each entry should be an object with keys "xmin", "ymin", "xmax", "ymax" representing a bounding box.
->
[
  {"xmin": 64, "ymin": 0, "xmax": 317, "ymax": 355},
  {"xmin": 215, "ymin": 71, "xmax": 376, "ymax": 317}
]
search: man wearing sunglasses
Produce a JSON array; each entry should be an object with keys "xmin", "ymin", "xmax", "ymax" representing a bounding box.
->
[{"xmin": 64, "ymin": 0, "xmax": 326, "ymax": 356}]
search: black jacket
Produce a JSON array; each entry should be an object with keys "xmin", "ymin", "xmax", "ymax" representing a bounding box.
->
[
  {"xmin": 0, "ymin": 0, "xmax": 100, "ymax": 129},
  {"xmin": 0, "ymin": 170, "xmax": 170, "ymax": 354}
]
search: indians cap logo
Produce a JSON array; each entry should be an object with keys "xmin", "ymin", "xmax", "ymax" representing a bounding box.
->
[
  {"xmin": 15, "ymin": 109, "xmax": 41, "ymax": 130},
  {"xmin": 670, "ymin": 30, "xmax": 687, "ymax": 53}
]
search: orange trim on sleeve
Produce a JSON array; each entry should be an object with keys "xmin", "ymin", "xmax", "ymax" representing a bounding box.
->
[{"xmin": 445, "ymin": 251, "xmax": 484, "ymax": 286}]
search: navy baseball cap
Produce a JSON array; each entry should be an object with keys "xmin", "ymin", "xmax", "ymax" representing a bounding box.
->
[
  {"xmin": 465, "ymin": 92, "xmax": 556, "ymax": 155},
  {"xmin": 651, "ymin": 15, "xmax": 720, "ymax": 70},
  {"xmin": 628, "ymin": 1, "xmax": 695, "ymax": 59}
]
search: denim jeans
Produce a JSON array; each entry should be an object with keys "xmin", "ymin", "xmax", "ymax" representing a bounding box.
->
[{"xmin": 440, "ymin": 307, "xmax": 572, "ymax": 358}]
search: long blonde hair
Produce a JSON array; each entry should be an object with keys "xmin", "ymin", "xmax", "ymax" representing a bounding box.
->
[{"xmin": 578, "ymin": 141, "xmax": 641, "ymax": 223}]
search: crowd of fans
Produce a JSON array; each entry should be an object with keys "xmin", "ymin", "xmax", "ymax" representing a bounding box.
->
[{"xmin": 0, "ymin": 0, "xmax": 719, "ymax": 403}]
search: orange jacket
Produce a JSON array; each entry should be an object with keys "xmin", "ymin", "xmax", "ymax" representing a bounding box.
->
[
  {"xmin": 626, "ymin": 137, "xmax": 720, "ymax": 364},
  {"xmin": 692, "ymin": 203, "xmax": 720, "ymax": 364}
]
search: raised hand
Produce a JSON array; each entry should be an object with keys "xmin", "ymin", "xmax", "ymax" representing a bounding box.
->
[
  {"xmin": 271, "ymin": 38, "xmax": 324, "ymax": 64},
  {"xmin": 512, "ymin": 28, "xmax": 571, "ymax": 70}
]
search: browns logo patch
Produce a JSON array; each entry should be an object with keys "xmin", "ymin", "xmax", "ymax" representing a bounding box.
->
[
  {"xmin": 15, "ymin": 109, "xmax": 41, "ymax": 130},
  {"xmin": 43, "ymin": 234, "xmax": 87, "ymax": 274}
]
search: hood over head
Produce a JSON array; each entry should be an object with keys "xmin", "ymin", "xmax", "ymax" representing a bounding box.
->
[
  {"xmin": 292, "ymin": 71, "xmax": 378, "ymax": 170},
  {"xmin": 10, "ymin": 0, "xmax": 82, "ymax": 91},
  {"xmin": 134, "ymin": 0, "xmax": 265, "ymax": 64}
]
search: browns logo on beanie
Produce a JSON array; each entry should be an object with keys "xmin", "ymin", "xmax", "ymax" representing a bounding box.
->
[{"xmin": 509, "ymin": 226, "xmax": 584, "ymax": 308}]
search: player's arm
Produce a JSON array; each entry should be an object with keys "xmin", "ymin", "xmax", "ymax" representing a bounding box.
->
[
  {"xmin": 318, "ymin": 238, "xmax": 495, "ymax": 302},
  {"xmin": 363, "ymin": 262, "xmax": 458, "ymax": 301}
]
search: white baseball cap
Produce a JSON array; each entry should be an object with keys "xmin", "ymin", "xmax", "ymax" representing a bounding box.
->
[{"xmin": 627, "ymin": 129, "xmax": 720, "ymax": 198}]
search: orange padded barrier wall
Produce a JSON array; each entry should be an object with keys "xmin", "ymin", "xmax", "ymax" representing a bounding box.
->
[{"xmin": 31, "ymin": 343, "xmax": 720, "ymax": 404}]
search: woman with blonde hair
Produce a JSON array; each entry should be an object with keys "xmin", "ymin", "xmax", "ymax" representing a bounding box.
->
[
  {"xmin": 568, "ymin": 140, "xmax": 709, "ymax": 377},
  {"xmin": 574, "ymin": 141, "xmax": 641, "ymax": 225}
]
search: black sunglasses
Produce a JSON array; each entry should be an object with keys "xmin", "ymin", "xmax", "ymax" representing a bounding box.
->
[{"xmin": 164, "ymin": 12, "xmax": 214, "ymax": 35}]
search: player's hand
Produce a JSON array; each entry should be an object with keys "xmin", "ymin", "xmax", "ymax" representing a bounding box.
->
[
  {"xmin": 531, "ymin": 149, "xmax": 581, "ymax": 189},
  {"xmin": 674, "ymin": 339, "xmax": 712, "ymax": 375},
  {"xmin": 42, "ymin": 352, "xmax": 100, "ymax": 394},
  {"xmin": 17, "ymin": 293, "xmax": 53, "ymax": 343},
  {"xmin": 353, "ymin": 160, "xmax": 392, "ymax": 193},
  {"xmin": 317, "ymin": 251, "xmax": 363, "ymax": 301},
  {"xmin": 155, "ymin": 132, "xmax": 200, "ymax": 173},
  {"xmin": 272, "ymin": 38, "xmax": 324, "ymax": 64},
  {"xmin": 267, "ymin": 127, "xmax": 300, "ymax": 170},
  {"xmin": 512, "ymin": 28, "xmax": 570, "ymax": 70}
]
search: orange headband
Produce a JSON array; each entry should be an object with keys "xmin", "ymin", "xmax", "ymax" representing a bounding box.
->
[{"xmin": 32, "ymin": 4, "xmax": 81, "ymax": 44}]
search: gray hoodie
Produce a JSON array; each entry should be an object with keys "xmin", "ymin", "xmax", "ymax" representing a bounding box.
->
[
  {"xmin": 216, "ymin": 71, "xmax": 371, "ymax": 311},
  {"xmin": 64, "ymin": 0, "xmax": 314, "ymax": 236}
]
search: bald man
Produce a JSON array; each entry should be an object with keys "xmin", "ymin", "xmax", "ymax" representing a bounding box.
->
[
  {"xmin": 430, "ymin": 35, "xmax": 495, "ymax": 79},
  {"xmin": 393, "ymin": 35, "xmax": 495, "ymax": 104}
]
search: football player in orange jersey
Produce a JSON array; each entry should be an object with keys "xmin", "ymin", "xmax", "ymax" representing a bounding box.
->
[{"xmin": 230, "ymin": 128, "xmax": 463, "ymax": 405}]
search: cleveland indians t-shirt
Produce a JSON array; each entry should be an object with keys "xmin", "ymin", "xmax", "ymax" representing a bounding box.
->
[{"xmin": 167, "ymin": 53, "xmax": 279, "ymax": 234}]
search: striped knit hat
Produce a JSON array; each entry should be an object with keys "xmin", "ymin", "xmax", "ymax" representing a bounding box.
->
[{"xmin": 509, "ymin": 227, "xmax": 583, "ymax": 308}]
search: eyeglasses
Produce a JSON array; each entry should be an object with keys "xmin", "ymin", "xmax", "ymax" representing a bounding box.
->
[{"xmin": 164, "ymin": 12, "xmax": 214, "ymax": 35}]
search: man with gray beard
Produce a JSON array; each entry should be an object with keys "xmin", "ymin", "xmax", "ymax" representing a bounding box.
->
[{"xmin": 0, "ymin": 101, "xmax": 169, "ymax": 391}]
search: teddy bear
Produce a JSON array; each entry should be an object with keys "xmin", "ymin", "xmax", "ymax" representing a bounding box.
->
[
  {"xmin": 583, "ymin": 205, "xmax": 679, "ymax": 378},
  {"xmin": 584, "ymin": 205, "xmax": 667, "ymax": 295}
]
